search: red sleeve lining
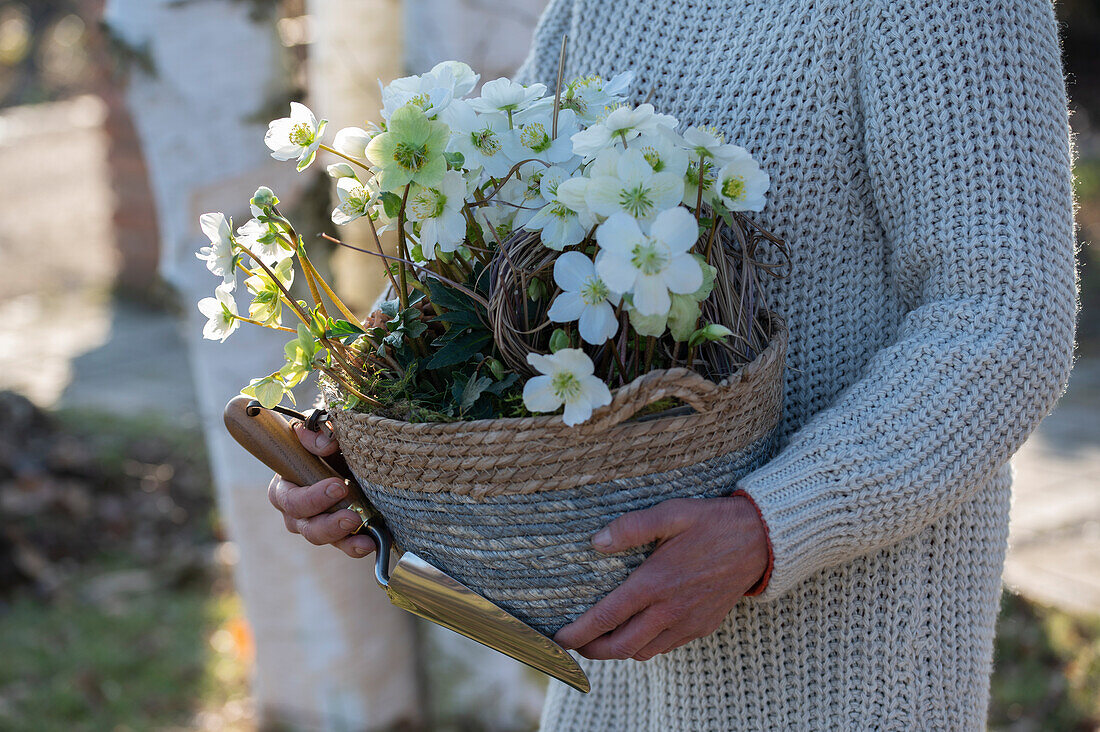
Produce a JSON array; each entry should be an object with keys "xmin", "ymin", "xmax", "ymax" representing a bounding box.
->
[{"xmin": 731, "ymin": 489, "xmax": 773, "ymax": 596}]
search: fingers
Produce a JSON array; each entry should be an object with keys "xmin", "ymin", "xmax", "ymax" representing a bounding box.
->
[
  {"xmin": 572, "ymin": 604, "xmax": 673, "ymax": 661},
  {"xmin": 270, "ymin": 476, "xmax": 348, "ymax": 519},
  {"xmin": 591, "ymin": 498, "xmax": 695, "ymax": 553},
  {"xmin": 293, "ymin": 421, "xmax": 340, "ymax": 457},
  {"xmin": 554, "ymin": 575, "xmax": 652, "ymax": 650},
  {"xmin": 631, "ymin": 627, "xmax": 691, "ymax": 662},
  {"xmin": 334, "ymin": 533, "xmax": 378, "ymax": 558},
  {"xmin": 291, "ymin": 509, "xmax": 363, "ymax": 546}
]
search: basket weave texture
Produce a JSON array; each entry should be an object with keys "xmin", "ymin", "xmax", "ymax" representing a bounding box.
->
[
  {"xmin": 328, "ymin": 318, "xmax": 787, "ymax": 635},
  {"xmin": 331, "ymin": 318, "xmax": 787, "ymax": 498}
]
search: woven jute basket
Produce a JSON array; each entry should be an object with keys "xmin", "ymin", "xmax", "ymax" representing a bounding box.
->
[{"xmin": 329, "ymin": 317, "xmax": 787, "ymax": 636}]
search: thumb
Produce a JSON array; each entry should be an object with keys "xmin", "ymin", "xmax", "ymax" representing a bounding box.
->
[
  {"xmin": 591, "ymin": 499, "xmax": 693, "ymax": 553},
  {"xmin": 293, "ymin": 421, "xmax": 339, "ymax": 457}
]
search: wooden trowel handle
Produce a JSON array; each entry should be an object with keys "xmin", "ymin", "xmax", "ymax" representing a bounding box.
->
[{"xmin": 223, "ymin": 395, "xmax": 338, "ymax": 487}]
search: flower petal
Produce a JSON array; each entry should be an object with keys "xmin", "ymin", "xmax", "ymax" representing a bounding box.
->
[
  {"xmin": 650, "ymin": 206, "xmax": 699, "ymax": 254},
  {"xmin": 522, "ymin": 375, "xmax": 562, "ymax": 412},
  {"xmin": 548, "ymin": 291, "xmax": 586, "ymax": 323},
  {"xmin": 525, "ymin": 352, "xmax": 557, "ymax": 376},
  {"xmin": 553, "ymin": 251, "xmax": 596, "ymax": 292},
  {"xmin": 578, "ymin": 302, "xmax": 618, "ymax": 344},
  {"xmin": 550, "ymin": 347, "xmax": 596, "ymax": 377},
  {"xmin": 561, "ymin": 398, "xmax": 593, "ymax": 427},
  {"xmin": 595, "ymin": 212, "xmax": 643, "ymax": 255},
  {"xmin": 594, "ymin": 252, "xmax": 638, "ymax": 294},
  {"xmin": 632, "ymin": 274, "xmax": 671, "ymax": 316}
]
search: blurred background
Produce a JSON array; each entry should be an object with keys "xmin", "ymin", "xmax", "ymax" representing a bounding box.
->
[{"xmin": 0, "ymin": 1, "xmax": 1096, "ymax": 730}]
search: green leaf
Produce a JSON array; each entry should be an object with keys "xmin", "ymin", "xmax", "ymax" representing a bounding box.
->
[
  {"xmin": 427, "ymin": 329, "xmax": 492, "ymax": 369},
  {"xmin": 325, "ymin": 319, "xmax": 365, "ymax": 338},
  {"xmin": 549, "ymin": 328, "xmax": 571, "ymax": 353},
  {"xmin": 688, "ymin": 323, "xmax": 734, "ymax": 348},
  {"xmin": 380, "ymin": 191, "xmax": 403, "ymax": 219},
  {"xmin": 668, "ymin": 294, "xmax": 702, "ymax": 342},
  {"xmin": 378, "ymin": 298, "xmax": 400, "ymax": 319},
  {"xmin": 445, "ymin": 151, "xmax": 465, "ymax": 169},
  {"xmin": 455, "ymin": 374, "xmax": 494, "ymax": 412},
  {"xmin": 426, "ymin": 278, "xmax": 477, "ymax": 315}
]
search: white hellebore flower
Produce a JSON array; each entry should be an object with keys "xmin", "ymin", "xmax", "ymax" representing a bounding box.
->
[
  {"xmin": 196, "ymin": 212, "xmax": 236, "ymax": 287},
  {"xmin": 469, "ymin": 78, "xmax": 547, "ymax": 116},
  {"xmin": 523, "ymin": 349, "xmax": 612, "ymax": 426},
  {"xmin": 332, "ymin": 176, "xmax": 379, "ymax": 225},
  {"xmin": 197, "ymin": 282, "xmax": 239, "ymax": 342},
  {"xmin": 236, "ymin": 218, "xmax": 291, "ymax": 266},
  {"xmin": 556, "ymin": 71, "xmax": 635, "ymax": 125},
  {"xmin": 633, "ymin": 130, "xmax": 690, "ymax": 178},
  {"xmin": 333, "ymin": 126, "xmax": 373, "ymax": 161},
  {"xmin": 265, "ymin": 102, "xmax": 327, "ymax": 171},
  {"xmin": 677, "ymin": 125, "xmax": 747, "ymax": 165},
  {"xmin": 570, "ymin": 103, "xmax": 678, "ymax": 159},
  {"xmin": 714, "ymin": 150, "xmax": 770, "ymax": 212},
  {"xmin": 505, "ymin": 108, "xmax": 579, "ymax": 165},
  {"xmin": 380, "ymin": 61, "xmax": 477, "ymax": 121},
  {"xmin": 407, "ymin": 169, "xmax": 467, "ymax": 258},
  {"xmin": 526, "ymin": 168, "xmax": 591, "ymax": 250},
  {"xmin": 585, "ymin": 148, "xmax": 684, "ymax": 223},
  {"xmin": 448, "ymin": 102, "xmax": 515, "ymax": 179},
  {"xmin": 595, "ymin": 208, "xmax": 703, "ymax": 317},
  {"xmin": 547, "ymin": 251, "xmax": 620, "ymax": 345}
]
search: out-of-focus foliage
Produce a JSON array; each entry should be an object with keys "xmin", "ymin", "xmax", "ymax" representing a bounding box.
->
[{"xmin": 0, "ymin": 0, "xmax": 95, "ymax": 108}]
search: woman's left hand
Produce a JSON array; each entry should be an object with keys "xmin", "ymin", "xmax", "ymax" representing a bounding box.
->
[{"xmin": 553, "ymin": 496, "xmax": 769, "ymax": 662}]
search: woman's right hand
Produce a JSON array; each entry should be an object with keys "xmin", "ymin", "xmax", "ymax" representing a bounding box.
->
[{"xmin": 266, "ymin": 422, "xmax": 377, "ymax": 558}]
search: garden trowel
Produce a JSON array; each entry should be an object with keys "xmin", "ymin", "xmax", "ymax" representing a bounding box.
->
[{"xmin": 223, "ymin": 395, "xmax": 590, "ymax": 693}]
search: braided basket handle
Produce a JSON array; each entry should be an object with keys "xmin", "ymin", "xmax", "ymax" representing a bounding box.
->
[{"xmin": 587, "ymin": 368, "xmax": 719, "ymax": 431}]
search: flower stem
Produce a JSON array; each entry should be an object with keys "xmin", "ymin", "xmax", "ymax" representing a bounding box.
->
[
  {"xmin": 694, "ymin": 156, "xmax": 706, "ymax": 225},
  {"xmin": 396, "ymin": 185, "xmax": 412, "ymax": 310},
  {"xmin": 319, "ymin": 144, "xmax": 372, "ymax": 172},
  {"xmin": 232, "ymin": 314, "xmax": 296, "ymax": 333}
]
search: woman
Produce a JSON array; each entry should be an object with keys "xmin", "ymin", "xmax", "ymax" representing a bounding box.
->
[{"xmin": 268, "ymin": 0, "xmax": 1078, "ymax": 728}]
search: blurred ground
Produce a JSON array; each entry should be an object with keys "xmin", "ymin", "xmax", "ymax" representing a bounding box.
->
[{"xmin": 1, "ymin": 35, "xmax": 1099, "ymax": 732}]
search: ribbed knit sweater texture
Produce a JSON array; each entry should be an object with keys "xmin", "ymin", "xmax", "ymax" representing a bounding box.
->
[{"xmin": 516, "ymin": 0, "xmax": 1078, "ymax": 729}]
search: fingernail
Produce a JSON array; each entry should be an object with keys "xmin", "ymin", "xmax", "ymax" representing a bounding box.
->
[
  {"xmin": 315, "ymin": 431, "xmax": 334, "ymax": 448},
  {"xmin": 355, "ymin": 543, "xmax": 373, "ymax": 556},
  {"xmin": 339, "ymin": 516, "xmax": 358, "ymax": 531},
  {"xmin": 592, "ymin": 529, "xmax": 612, "ymax": 550},
  {"xmin": 326, "ymin": 480, "xmax": 347, "ymax": 499}
]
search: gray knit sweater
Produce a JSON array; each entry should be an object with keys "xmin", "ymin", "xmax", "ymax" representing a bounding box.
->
[{"xmin": 517, "ymin": 0, "xmax": 1078, "ymax": 729}]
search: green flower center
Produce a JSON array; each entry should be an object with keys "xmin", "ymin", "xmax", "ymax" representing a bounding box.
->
[
  {"xmin": 562, "ymin": 95, "xmax": 588, "ymax": 116},
  {"xmin": 408, "ymin": 93, "xmax": 431, "ymax": 111},
  {"xmin": 721, "ymin": 175, "xmax": 746, "ymax": 201},
  {"xmin": 580, "ymin": 277, "xmax": 610, "ymax": 305},
  {"xmin": 344, "ymin": 185, "xmax": 370, "ymax": 211},
  {"xmin": 520, "ymin": 122, "xmax": 552, "ymax": 153},
  {"xmin": 686, "ymin": 161, "xmax": 715, "ymax": 191},
  {"xmin": 551, "ymin": 371, "xmax": 582, "ymax": 401},
  {"xmin": 619, "ymin": 184, "xmax": 655, "ymax": 218},
  {"xmin": 641, "ymin": 145, "xmax": 663, "ymax": 171},
  {"xmin": 410, "ymin": 188, "xmax": 446, "ymax": 219},
  {"xmin": 524, "ymin": 176, "xmax": 543, "ymax": 201},
  {"xmin": 393, "ymin": 141, "xmax": 429, "ymax": 171},
  {"xmin": 550, "ymin": 203, "xmax": 575, "ymax": 220},
  {"xmin": 289, "ymin": 122, "xmax": 314, "ymax": 146},
  {"xmin": 631, "ymin": 238, "xmax": 670, "ymax": 276},
  {"xmin": 472, "ymin": 128, "xmax": 502, "ymax": 156}
]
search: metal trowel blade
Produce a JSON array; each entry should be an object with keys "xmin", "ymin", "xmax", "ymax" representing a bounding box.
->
[{"xmin": 386, "ymin": 552, "xmax": 590, "ymax": 693}]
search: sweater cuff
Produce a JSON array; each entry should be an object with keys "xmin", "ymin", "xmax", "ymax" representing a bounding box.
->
[
  {"xmin": 734, "ymin": 447, "xmax": 845, "ymax": 602},
  {"xmin": 731, "ymin": 489, "xmax": 773, "ymax": 596}
]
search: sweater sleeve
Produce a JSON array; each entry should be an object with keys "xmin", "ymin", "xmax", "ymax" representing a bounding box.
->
[
  {"xmin": 514, "ymin": 0, "xmax": 574, "ymax": 86},
  {"xmin": 737, "ymin": 0, "xmax": 1077, "ymax": 601}
]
